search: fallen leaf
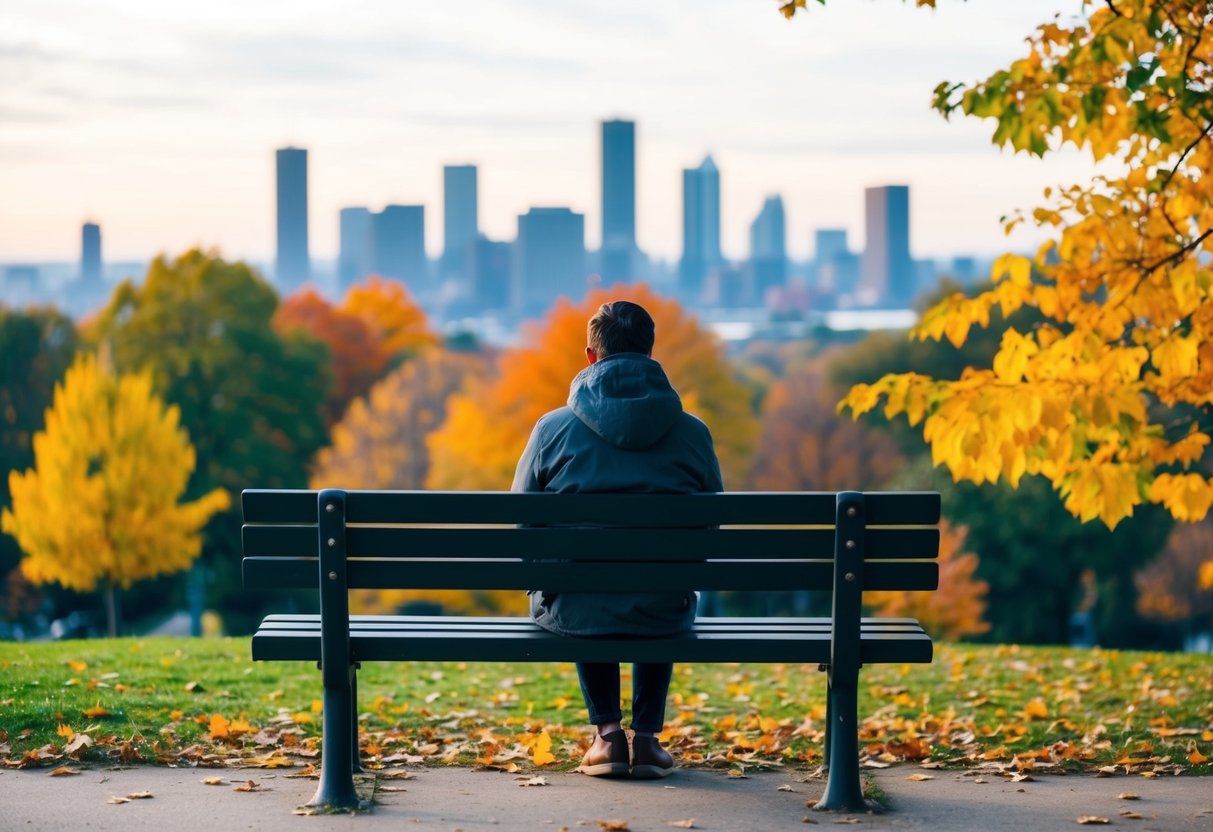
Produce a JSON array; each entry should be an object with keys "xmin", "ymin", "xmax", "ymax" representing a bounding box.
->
[
  {"xmin": 201, "ymin": 777, "xmax": 225, "ymax": 785},
  {"xmin": 209, "ymin": 714, "xmax": 229, "ymax": 739},
  {"xmin": 378, "ymin": 785, "xmax": 407, "ymax": 792},
  {"xmin": 1118, "ymin": 793, "xmax": 1140, "ymax": 800},
  {"xmin": 184, "ymin": 681, "xmax": 204, "ymax": 693},
  {"xmin": 861, "ymin": 760, "xmax": 890, "ymax": 769},
  {"xmin": 1119, "ymin": 811, "xmax": 1143, "ymax": 819},
  {"xmin": 668, "ymin": 821, "xmax": 696, "ymax": 829},
  {"xmin": 107, "ymin": 796, "xmax": 130, "ymax": 805},
  {"xmin": 1077, "ymin": 817, "xmax": 1109, "ymax": 825},
  {"xmin": 905, "ymin": 773, "xmax": 933, "ymax": 781},
  {"xmin": 596, "ymin": 822, "xmax": 630, "ymax": 832},
  {"xmin": 517, "ymin": 776, "xmax": 548, "ymax": 787},
  {"xmin": 1023, "ymin": 698, "xmax": 1049, "ymax": 720},
  {"xmin": 83, "ymin": 705, "xmax": 111, "ymax": 719},
  {"xmin": 835, "ymin": 819, "xmax": 861, "ymax": 825},
  {"xmin": 65, "ymin": 733, "xmax": 93, "ymax": 757},
  {"xmin": 530, "ymin": 732, "xmax": 556, "ymax": 767},
  {"xmin": 56, "ymin": 724, "xmax": 75, "ymax": 740},
  {"xmin": 1010, "ymin": 773, "xmax": 1034, "ymax": 783},
  {"xmin": 48, "ymin": 766, "xmax": 80, "ymax": 777},
  {"xmin": 233, "ymin": 780, "xmax": 265, "ymax": 792},
  {"xmin": 973, "ymin": 778, "xmax": 988, "ymax": 784},
  {"xmin": 67, "ymin": 660, "xmax": 88, "ymax": 673},
  {"xmin": 126, "ymin": 791, "xmax": 153, "ymax": 800},
  {"xmin": 778, "ymin": 784, "xmax": 796, "ymax": 792},
  {"xmin": 1188, "ymin": 746, "xmax": 1208, "ymax": 765},
  {"xmin": 727, "ymin": 769, "xmax": 748, "ymax": 778}
]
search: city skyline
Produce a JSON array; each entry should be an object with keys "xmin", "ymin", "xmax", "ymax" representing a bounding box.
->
[{"xmin": 2, "ymin": 1, "xmax": 1097, "ymax": 264}]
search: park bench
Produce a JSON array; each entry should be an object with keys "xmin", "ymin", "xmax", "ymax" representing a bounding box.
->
[{"xmin": 241, "ymin": 489, "xmax": 939, "ymax": 812}]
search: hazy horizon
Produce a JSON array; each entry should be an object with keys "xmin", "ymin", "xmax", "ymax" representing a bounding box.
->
[{"xmin": 2, "ymin": 0, "xmax": 1099, "ymax": 264}]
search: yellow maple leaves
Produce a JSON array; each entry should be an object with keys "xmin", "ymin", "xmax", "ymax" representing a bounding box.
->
[{"xmin": 840, "ymin": 1, "xmax": 1213, "ymax": 529}]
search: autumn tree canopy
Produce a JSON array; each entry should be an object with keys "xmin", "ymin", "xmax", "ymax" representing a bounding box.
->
[
  {"xmin": 1, "ymin": 354, "xmax": 229, "ymax": 635},
  {"xmin": 426, "ymin": 285, "xmax": 759, "ymax": 491},
  {"xmin": 830, "ymin": 1, "xmax": 1213, "ymax": 532}
]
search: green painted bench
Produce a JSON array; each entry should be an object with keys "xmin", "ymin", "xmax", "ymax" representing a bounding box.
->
[{"xmin": 241, "ymin": 489, "xmax": 940, "ymax": 811}]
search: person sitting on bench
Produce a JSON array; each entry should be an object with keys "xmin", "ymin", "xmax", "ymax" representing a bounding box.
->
[{"xmin": 511, "ymin": 300, "xmax": 723, "ymax": 779}]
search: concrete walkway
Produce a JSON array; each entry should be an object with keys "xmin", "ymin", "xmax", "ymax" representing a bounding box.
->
[{"xmin": 2, "ymin": 765, "xmax": 1210, "ymax": 831}]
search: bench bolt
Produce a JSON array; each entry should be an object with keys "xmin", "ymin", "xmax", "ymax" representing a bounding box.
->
[
  {"xmin": 326, "ymin": 503, "xmax": 336, "ymax": 513},
  {"xmin": 844, "ymin": 572, "xmax": 855, "ymax": 582},
  {"xmin": 328, "ymin": 537, "xmax": 336, "ymax": 547},
  {"xmin": 328, "ymin": 571, "xmax": 337, "ymax": 581},
  {"xmin": 846, "ymin": 506, "xmax": 857, "ymax": 517},
  {"xmin": 845, "ymin": 539, "xmax": 856, "ymax": 549}
]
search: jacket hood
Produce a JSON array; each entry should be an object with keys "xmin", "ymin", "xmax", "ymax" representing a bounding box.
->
[{"xmin": 567, "ymin": 353, "xmax": 684, "ymax": 450}]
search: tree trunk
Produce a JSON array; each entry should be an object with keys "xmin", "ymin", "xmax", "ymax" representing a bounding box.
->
[{"xmin": 104, "ymin": 581, "xmax": 120, "ymax": 638}]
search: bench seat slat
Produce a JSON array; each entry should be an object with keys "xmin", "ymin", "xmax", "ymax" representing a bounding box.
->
[
  {"xmin": 242, "ymin": 490, "xmax": 941, "ymax": 527},
  {"xmin": 259, "ymin": 613, "xmax": 926, "ymax": 627},
  {"xmin": 252, "ymin": 619, "xmax": 933, "ymax": 664},
  {"xmin": 241, "ymin": 526, "xmax": 939, "ymax": 560},
  {"xmin": 243, "ymin": 557, "xmax": 938, "ymax": 592}
]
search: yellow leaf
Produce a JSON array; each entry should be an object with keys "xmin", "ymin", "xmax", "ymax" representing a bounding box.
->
[
  {"xmin": 48, "ymin": 766, "xmax": 80, "ymax": 777},
  {"xmin": 1189, "ymin": 746, "xmax": 1209, "ymax": 765},
  {"xmin": 56, "ymin": 723, "xmax": 75, "ymax": 740},
  {"xmin": 992, "ymin": 253, "xmax": 1032, "ymax": 288},
  {"xmin": 1023, "ymin": 698, "xmax": 1049, "ymax": 720},
  {"xmin": 530, "ymin": 731, "xmax": 556, "ymax": 767},
  {"xmin": 83, "ymin": 704, "xmax": 111, "ymax": 719},
  {"xmin": 66, "ymin": 660, "xmax": 87, "ymax": 673}
]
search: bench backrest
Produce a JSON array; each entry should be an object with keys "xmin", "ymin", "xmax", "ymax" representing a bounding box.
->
[{"xmin": 241, "ymin": 490, "xmax": 941, "ymax": 595}]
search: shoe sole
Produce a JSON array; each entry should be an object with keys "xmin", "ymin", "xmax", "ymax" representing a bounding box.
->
[
  {"xmin": 630, "ymin": 764, "xmax": 674, "ymax": 779},
  {"xmin": 577, "ymin": 762, "xmax": 629, "ymax": 777}
]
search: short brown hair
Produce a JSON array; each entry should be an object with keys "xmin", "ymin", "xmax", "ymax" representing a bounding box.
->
[{"xmin": 587, "ymin": 300, "xmax": 655, "ymax": 358}]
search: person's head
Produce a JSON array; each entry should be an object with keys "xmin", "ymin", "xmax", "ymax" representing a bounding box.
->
[{"xmin": 586, "ymin": 300, "xmax": 655, "ymax": 364}]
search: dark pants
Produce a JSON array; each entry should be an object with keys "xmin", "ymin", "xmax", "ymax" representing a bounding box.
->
[{"xmin": 576, "ymin": 662, "xmax": 673, "ymax": 734}]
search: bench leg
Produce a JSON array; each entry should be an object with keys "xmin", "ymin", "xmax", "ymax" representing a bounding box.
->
[
  {"xmin": 822, "ymin": 684, "xmax": 833, "ymax": 772},
  {"xmin": 351, "ymin": 664, "xmax": 363, "ymax": 774},
  {"xmin": 308, "ymin": 663, "xmax": 362, "ymax": 810},
  {"xmin": 813, "ymin": 680, "xmax": 866, "ymax": 812}
]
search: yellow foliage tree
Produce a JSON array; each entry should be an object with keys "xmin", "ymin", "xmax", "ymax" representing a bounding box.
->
[
  {"xmin": 309, "ymin": 350, "xmax": 511, "ymax": 615},
  {"xmin": 828, "ymin": 2, "xmax": 1213, "ymax": 534},
  {"xmin": 1, "ymin": 354, "xmax": 229, "ymax": 635},
  {"xmin": 426, "ymin": 285, "xmax": 759, "ymax": 490},
  {"xmin": 341, "ymin": 276, "xmax": 439, "ymax": 358},
  {"xmin": 865, "ymin": 520, "xmax": 990, "ymax": 641}
]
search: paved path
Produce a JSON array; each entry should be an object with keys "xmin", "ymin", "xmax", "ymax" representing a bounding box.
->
[{"xmin": 1, "ymin": 765, "xmax": 1210, "ymax": 831}]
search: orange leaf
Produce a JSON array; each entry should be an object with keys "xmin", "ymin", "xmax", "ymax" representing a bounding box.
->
[
  {"xmin": 1189, "ymin": 746, "xmax": 1209, "ymax": 765},
  {"xmin": 56, "ymin": 724, "xmax": 75, "ymax": 740},
  {"xmin": 82, "ymin": 704, "xmax": 111, "ymax": 719},
  {"xmin": 1023, "ymin": 698, "xmax": 1049, "ymax": 720},
  {"xmin": 530, "ymin": 731, "xmax": 556, "ymax": 767},
  {"xmin": 209, "ymin": 714, "xmax": 229, "ymax": 739},
  {"xmin": 48, "ymin": 766, "xmax": 80, "ymax": 777}
]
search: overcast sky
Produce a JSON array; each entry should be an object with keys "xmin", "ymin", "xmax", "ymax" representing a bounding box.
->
[{"xmin": 1, "ymin": 0, "xmax": 1098, "ymax": 264}]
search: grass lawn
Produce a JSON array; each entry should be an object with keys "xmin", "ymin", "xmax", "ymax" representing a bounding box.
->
[{"xmin": 1, "ymin": 637, "xmax": 1210, "ymax": 776}]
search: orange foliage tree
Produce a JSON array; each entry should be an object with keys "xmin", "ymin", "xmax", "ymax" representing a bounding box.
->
[
  {"xmin": 1135, "ymin": 521, "xmax": 1213, "ymax": 629},
  {"xmin": 274, "ymin": 278, "xmax": 438, "ymax": 424},
  {"xmin": 865, "ymin": 520, "xmax": 990, "ymax": 640},
  {"xmin": 426, "ymin": 285, "xmax": 759, "ymax": 490},
  {"xmin": 309, "ymin": 349, "xmax": 514, "ymax": 615},
  {"xmin": 748, "ymin": 355, "xmax": 905, "ymax": 491}
]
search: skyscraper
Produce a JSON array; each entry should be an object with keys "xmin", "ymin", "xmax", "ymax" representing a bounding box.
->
[
  {"xmin": 861, "ymin": 185, "xmax": 913, "ymax": 307},
  {"xmin": 515, "ymin": 207, "xmax": 586, "ymax": 315},
  {"xmin": 680, "ymin": 156, "xmax": 722, "ymax": 303},
  {"xmin": 81, "ymin": 222, "xmax": 102, "ymax": 285},
  {"xmin": 814, "ymin": 228, "xmax": 859, "ymax": 297},
  {"xmin": 600, "ymin": 119, "xmax": 635, "ymax": 282},
  {"xmin": 372, "ymin": 205, "xmax": 426, "ymax": 286},
  {"xmin": 338, "ymin": 207, "xmax": 374, "ymax": 290},
  {"xmin": 749, "ymin": 195, "xmax": 787, "ymax": 301},
  {"xmin": 442, "ymin": 165, "xmax": 479, "ymax": 279},
  {"xmin": 275, "ymin": 147, "xmax": 310, "ymax": 291},
  {"xmin": 469, "ymin": 236, "xmax": 512, "ymax": 312}
]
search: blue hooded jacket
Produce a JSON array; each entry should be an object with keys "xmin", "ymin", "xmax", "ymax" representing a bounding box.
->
[{"xmin": 512, "ymin": 353, "xmax": 723, "ymax": 636}]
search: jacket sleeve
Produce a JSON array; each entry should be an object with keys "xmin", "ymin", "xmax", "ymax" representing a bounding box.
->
[
  {"xmin": 700, "ymin": 424, "xmax": 724, "ymax": 493},
  {"xmin": 511, "ymin": 421, "xmax": 544, "ymax": 493}
]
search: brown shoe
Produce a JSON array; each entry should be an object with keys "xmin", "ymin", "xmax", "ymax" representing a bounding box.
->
[
  {"xmin": 631, "ymin": 735, "xmax": 674, "ymax": 778},
  {"xmin": 576, "ymin": 730, "xmax": 629, "ymax": 777}
]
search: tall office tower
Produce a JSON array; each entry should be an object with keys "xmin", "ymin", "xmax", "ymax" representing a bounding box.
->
[
  {"xmin": 275, "ymin": 147, "xmax": 310, "ymax": 291},
  {"xmin": 600, "ymin": 119, "xmax": 636, "ymax": 283},
  {"xmin": 749, "ymin": 195, "xmax": 787, "ymax": 302},
  {"xmin": 469, "ymin": 236, "xmax": 512, "ymax": 312},
  {"xmin": 442, "ymin": 165, "xmax": 479, "ymax": 279},
  {"xmin": 679, "ymin": 155, "xmax": 722, "ymax": 303},
  {"xmin": 860, "ymin": 185, "xmax": 913, "ymax": 307},
  {"xmin": 372, "ymin": 205, "xmax": 427, "ymax": 285},
  {"xmin": 81, "ymin": 222, "xmax": 102, "ymax": 284},
  {"xmin": 813, "ymin": 228, "xmax": 859, "ymax": 296},
  {"xmin": 515, "ymin": 207, "xmax": 586, "ymax": 315},
  {"xmin": 338, "ymin": 207, "xmax": 374, "ymax": 290}
]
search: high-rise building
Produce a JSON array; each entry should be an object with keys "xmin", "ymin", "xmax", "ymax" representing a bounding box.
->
[
  {"xmin": 275, "ymin": 147, "xmax": 310, "ymax": 291},
  {"xmin": 515, "ymin": 207, "xmax": 586, "ymax": 315},
  {"xmin": 338, "ymin": 207, "xmax": 374, "ymax": 290},
  {"xmin": 749, "ymin": 195, "xmax": 787, "ymax": 302},
  {"xmin": 442, "ymin": 165, "xmax": 479, "ymax": 279},
  {"xmin": 600, "ymin": 119, "xmax": 636, "ymax": 283},
  {"xmin": 814, "ymin": 228, "xmax": 859, "ymax": 297},
  {"xmin": 679, "ymin": 155, "xmax": 722, "ymax": 303},
  {"xmin": 81, "ymin": 222, "xmax": 102, "ymax": 285},
  {"xmin": 372, "ymin": 205, "xmax": 426, "ymax": 286},
  {"xmin": 469, "ymin": 236, "xmax": 512, "ymax": 312},
  {"xmin": 860, "ymin": 185, "xmax": 913, "ymax": 307}
]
